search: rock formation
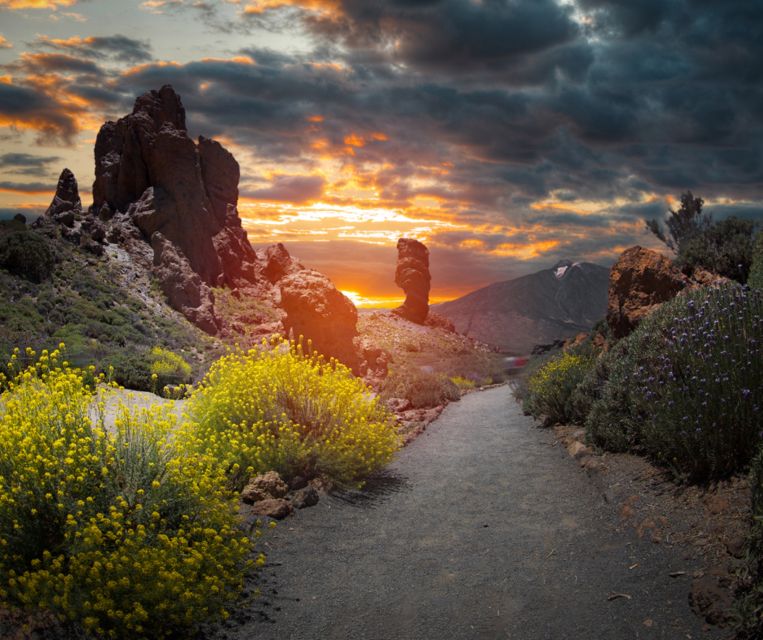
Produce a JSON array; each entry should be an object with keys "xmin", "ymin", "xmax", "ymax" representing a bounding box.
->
[
  {"xmin": 91, "ymin": 84, "xmax": 257, "ymax": 287},
  {"xmin": 279, "ymin": 268, "xmax": 359, "ymax": 368},
  {"xmin": 607, "ymin": 246, "xmax": 689, "ymax": 339},
  {"xmin": 151, "ymin": 232, "xmax": 219, "ymax": 334},
  {"xmin": 393, "ymin": 237, "xmax": 431, "ymax": 324},
  {"xmin": 45, "ymin": 168, "xmax": 82, "ymax": 226},
  {"xmin": 34, "ymin": 85, "xmax": 363, "ymax": 369}
]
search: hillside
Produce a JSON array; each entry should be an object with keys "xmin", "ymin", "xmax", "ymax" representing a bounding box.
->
[{"xmin": 435, "ymin": 260, "xmax": 609, "ymax": 354}]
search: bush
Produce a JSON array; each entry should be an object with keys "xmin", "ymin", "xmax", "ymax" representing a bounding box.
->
[
  {"xmin": 180, "ymin": 339, "xmax": 399, "ymax": 490},
  {"xmin": 450, "ymin": 376, "xmax": 476, "ymax": 391},
  {"xmin": 0, "ymin": 348, "xmax": 251, "ymax": 638},
  {"xmin": 149, "ymin": 346, "xmax": 192, "ymax": 390},
  {"xmin": 381, "ymin": 367, "xmax": 461, "ymax": 409},
  {"xmin": 736, "ymin": 446, "xmax": 763, "ymax": 638},
  {"xmin": 0, "ymin": 230, "xmax": 56, "ymax": 283},
  {"xmin": 523, "ymin": 352, "xmax": 594, "ymax": 425},
  {"xmin": 676, "ymin": 216, "xmax": 756, "ymax": 283},
  {"xmin": 586, "ymin": 284, "xmax": 763, "ymax": 481},
  {"xmin": 750, "ymin": 230, "xmax": 763, "ymax": 289}
]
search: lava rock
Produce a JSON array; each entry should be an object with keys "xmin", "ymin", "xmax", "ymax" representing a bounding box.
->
[{"xmin": 392, "ymin": 237, "xmax": 431, "ymax": 324}]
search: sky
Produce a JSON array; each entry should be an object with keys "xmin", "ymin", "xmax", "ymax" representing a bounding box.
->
[{"xmin": 0, "ymin": 0, "xmax": 761, "ymax": 306}]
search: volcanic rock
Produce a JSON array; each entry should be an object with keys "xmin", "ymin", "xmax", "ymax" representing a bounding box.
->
[
  {"xmin": 249, "ymin": 498, "xmax": 292, "ymax": 520},
  {"xmin": 279, "ymin": 269, "xmax": 359, "ymax": 367},
  {"xmin": 91, "ymin": 85, "xmax": 257, "ymax": 288},
  {"xmin": 290, "ymin": 486, "xmax": 320, "ymax": 509},
  {"xmin": 150, "ymin": 232, "xmax": 219, "ymax": 334},
  {"xmin": 607, "ymin": 246, "xmax": 689, "ymax": 339},
  {"xmin": 45, "ymin": 168, "xmax": 82, "ymax": 226},
  {"xmin": 393, "ymin": 238, "xmax": 431, "ymax": 324},
  {"xmin": 262, "ymin": 242, "xmax": 303, "ymax": 283},
  {"xmin": 242, "ymin": 471, "xmax": 289, "ymax": 503}
]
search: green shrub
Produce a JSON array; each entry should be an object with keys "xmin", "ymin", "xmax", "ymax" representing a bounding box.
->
[
  {"xmin": 106, "ymin": 350, "xmax": 153, "ymax": 391},
  {"xmin": 523, "ymin": 352, "xmax": 594, "ymax": 425},
  {"xmin": 750, "ymin": 230, "xmax": 763, "ymax": 289},
  {"xmin": 586, "ymin": 284, "xmax": 763, "ymax": 480},
  {"xmin": 179, "ymin": 338, "xmax": 400, "ymax": 490},
  {"xmin": 0, "ymin": 348, "xmax": 251, "ymax": 638},
  {"xmin": 149, "ymin": 346, "xmax": 192, "ymax": 390},
  {"xmin": 450, "ymin": 375, "xmax": 476, "ymax": 391},
  {"xmin": 0, "ymin": 230, "xmax": 56, "ymax": 283},
  {"xmin": 381, "ymin": 367, "xmax": 461, "ymax": 409},
  {"xmin": 735, "ymin": 446, "xmax": 763, "ymax": 638},
  {"xmin": 676, "ymin": 216, "xmax": 756, "ymax": 283}
]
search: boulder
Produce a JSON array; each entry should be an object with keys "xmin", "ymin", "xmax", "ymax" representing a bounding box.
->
[
  {"xmin": 150, "ymin": 232, "xmax": 219, "ymax": 334},
  {"xmin": 262, "ymin": 242, "xmax": 303, "ymax": 283},
  {"xmin": 393, "ymin": 237, "xmax": 431, "ymax": 324},
  {"xmin": 290, "ymin": 486, "xmax": 319, "ymax": 509},
  {"xmin": 90, "ymin": 85, "xmax": 257, "ymax": 288},
  {"xmin": 279, "ymin": 269, "xmax": 359, "ymax": 368},
  {"xmin": 606, "ymin": 246, "xmax": 689, "ymax": 339},
  {"xmin": 241, "ymin": 471, "xmax": 289, "ymax": 504},
  {"xmin": 45, "ymin": 168, "xmax": 82, "ymax": 225},
  {"xmin": 249, "ymin": 498, "xmax": 292, "ymax": 520}
]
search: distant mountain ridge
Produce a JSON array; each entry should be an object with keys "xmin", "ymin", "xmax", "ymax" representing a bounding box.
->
[{"xmin": 434, "ymin": 260, "xmax": 610, "ymax": 354}]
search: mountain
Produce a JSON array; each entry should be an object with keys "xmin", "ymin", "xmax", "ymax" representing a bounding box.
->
[{"xmin": 434, "ymin": 260, "xmax": 610, "ymax": 354}]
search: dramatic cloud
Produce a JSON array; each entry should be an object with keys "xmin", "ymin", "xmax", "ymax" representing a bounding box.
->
[
  {"xmin": 0, "ymin": 0, "xmax": 761, "ymax": 301},
  {"xmin": 0, "ymin": 152, "xmax": 61, "ymax": 176},
  {"xmin": 0, "ymin": 0, "xmax": 77, "ymax": 8},
  {"xmin": 0, "ymin": 35, "xmax": 12, "ymax": 49},
  {"xmin": 35, "ymin": 35, "xmax": 153, "ymax": 63}
]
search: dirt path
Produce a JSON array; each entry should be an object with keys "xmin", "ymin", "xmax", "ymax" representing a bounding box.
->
[{"xmin": 220, "ymin": 386, "xmax": 722, "ymax": 640}]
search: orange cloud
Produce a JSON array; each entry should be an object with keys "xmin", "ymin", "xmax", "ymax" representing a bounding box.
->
[
  {"xmin": 0, "ymin": 35, "xmax": 12, "ymax": 49},
  {"xmin": 0, "ymin": 0, "xmax": 76, "ymax": 8},
  {"xmin": 242, "ymin": 0, "xmax": 338, "ymax": 16}
]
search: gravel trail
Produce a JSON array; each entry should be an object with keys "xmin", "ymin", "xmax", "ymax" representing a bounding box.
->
[{"xmin": 224, "ymin": 386, "xmax": 721, "ymax": 640}]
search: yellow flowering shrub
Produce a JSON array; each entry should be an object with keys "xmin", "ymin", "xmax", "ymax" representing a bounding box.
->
[
  {"xmin": 524, "ymin": 352, "xmax": 593, "ymax": 425},
  {"xmin": 0, "ymin": 348, "xmax": 251, "ymax": 639},
  {"xmin": 149, "ymin": 346, "xmax": 192, "ymax": 389},
  {"xmin": 179, "ymin": 338, "xmax": 400, "ymax": 489}
]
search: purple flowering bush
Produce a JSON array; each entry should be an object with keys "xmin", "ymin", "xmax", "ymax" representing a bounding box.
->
[{"xmin": 586, "ymin": 283, "xmax": 762, "ymax": 481}]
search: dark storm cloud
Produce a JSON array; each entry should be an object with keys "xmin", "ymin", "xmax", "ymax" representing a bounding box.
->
[
  {"xmin": 35, "ymin": 35, "xmax": 153, "ymax": 63},
  {"xmin": 305, "ymin": 0, "xmax": 579, "ymax": 73},
  {"xmin": 0, "ymin": 152, "xmax": 61, "ymax": 177},
  {"xmin": 0, "ymin": 82, "xmax": 78, "ymax": 141},
  {"xmin": 0, "ymin": 180, "xmax": 51, "ymax": 193},
  {"xmin": 9, "ymin": 52, "xmax": 101, "ymax": 75}
]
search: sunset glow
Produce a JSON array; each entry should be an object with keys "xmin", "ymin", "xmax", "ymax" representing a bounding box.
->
[{"xmin": 0, "ymin": 0, "xmax": 760, "ymax": 305}]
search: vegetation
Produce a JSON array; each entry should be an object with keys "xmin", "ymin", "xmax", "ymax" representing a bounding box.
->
[
  {"xmin": 381, "ymin": 367, "xmax": 461, "ymax": 409},
  {"xmin": 676, "ymin": 216, "xmax": 756, "ymax": 283},
  {"xmin": 0, "ymin": 348, "xmax": 252, "ymax": 638},
  {"xmin": 179, "ymin": 338, "xmax": 400, "ymax": 490},
  {"xmin": 149, "ymin": 346, "xmax": 192, "ymax": 391},
  {"xmin": 523, "ymin": 352, "xmax": 594, "ymax": 426},
  {"xmin": 583, "ymin": 285, "xmax": 762, "ymax": 481},
  {"xmin": 0, "ymin": 228, "xmax": 217, "ymax": 392},
  {"xmin": 0, "ymin": 228, "xmax": 57, "ymax": 283},
  {"xmin": 646, "ymin": 190, "xmax": 710, "ymax": 253},
  {"xmin": 750, "ymin": 230, "xmax": 763, "ymax": 289}
]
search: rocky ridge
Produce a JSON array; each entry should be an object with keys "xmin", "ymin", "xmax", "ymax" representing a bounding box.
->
[{"xmin": 36, "ymin": 85, "xmax": 363, "ymax": 369}]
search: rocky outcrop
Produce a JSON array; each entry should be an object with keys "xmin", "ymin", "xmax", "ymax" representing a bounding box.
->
[
  {"xmin": 279, "ymin": 269, "xmax": 359, "ymax": 367},
  {"xmin": 45, "ymin": 168, "xmax": 82, "ymax": 226},
  {"xmin": 607, "ymin": 246, "xmax": 689, "ymax": 339},
  {"xmin": 393, "ymin": 237, "xmax": 431, "ymax": 324},
  {"xmin": 91, "ymin": 85, "xmax": 257, "ymax": 288},
  {"xmin": 151, "ymin": 232, "xmax": 219, "ymax": 334},
  {"xmin": 261, "ymin": 242, "xmax": 303, "ymax": 283}
]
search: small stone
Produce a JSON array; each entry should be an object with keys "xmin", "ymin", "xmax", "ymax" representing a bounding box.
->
[
  {"xmin": 243, "ymin": 470, "xmax": 289, "ymax": 500},
  {"xmin": 386, "ymin": 397, "xmax": 412, "ymax": 413},
  {"xmin": 567, "ymin": 441, "xmax": 591, "ymax": 460},
  {"xmin": 250, "ymin": 498, "xmax": 292, "ymax": 520},
  {"xmin": 288, "ymin": 475, "xmax": 308, "ymax": 491},
  {"xmin": 291, "ymin": 486, "xmax": 319, "ymax": 509}
]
